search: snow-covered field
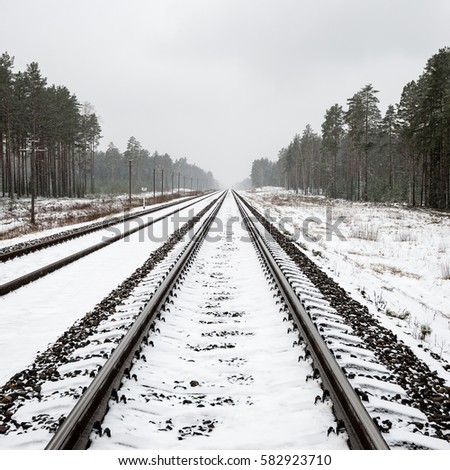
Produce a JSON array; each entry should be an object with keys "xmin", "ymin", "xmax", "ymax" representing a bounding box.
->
[{"xmin": 243, "ymin": 188, "xmax": 450, "ymax": 377}]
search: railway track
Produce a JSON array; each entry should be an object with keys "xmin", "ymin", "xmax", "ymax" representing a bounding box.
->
[
  {"xmin": 0, "ymin": 190, "xmax": 448, "ymax": 450},
  {"xmin": 234, "ymin": 191, "xmax": 450, "ymax": 448},
  {"xmin": 0, "ymin": 191, "xmax": 218, "ymax": 295},
  {"xmin": 0, "ymin": 192, "xmax": 210, "ymax": 262}
]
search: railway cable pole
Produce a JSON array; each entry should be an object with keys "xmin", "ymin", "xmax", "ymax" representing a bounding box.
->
[{"xmin": 20, "ymin": 139, "xmax": 47, "ymax": 225}]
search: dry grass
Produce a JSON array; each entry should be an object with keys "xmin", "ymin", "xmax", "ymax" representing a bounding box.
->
[
  {"xmin": 350, "ymin": 223, "xmax": 379, "ymax": 241},
  {"xmin": 394, "ymin": 230, "xmax": 416, "ymax": 242},
  {"xmin": 269, "ymin": 194, "xmax": 331, "ymax": 208},
  {"xmin": 371, "ymin": 262, "xmax": 421, "ymax": 279},
  {"xmin": 441, "ymin": 259, "xmax": 450, "ymax": 280},
  {"xmin": 438, "ymin": 239, "xmax": 448, "ymax": 254}
]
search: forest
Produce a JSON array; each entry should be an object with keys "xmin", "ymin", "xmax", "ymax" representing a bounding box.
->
[
  {"xmin": 0, "ymin": 52, "xmax": 216, "ymax": 201},
  {"xmin": 250, "ymin": 47, "xmax": 450, "ymax": 209},
  {"xmin": 95, "ymin": 138, "xmax": 217, "ymax": 195}
]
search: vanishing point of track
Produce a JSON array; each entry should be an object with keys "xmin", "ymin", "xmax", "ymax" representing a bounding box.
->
[{"xmin": 44, "ymin": 190, "xmax": 389, "ymax": 450}]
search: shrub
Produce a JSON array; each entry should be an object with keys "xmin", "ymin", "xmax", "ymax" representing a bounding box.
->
[{"xmin": 420, "ymin": 323, "xmax": 432, "ymax": 340}]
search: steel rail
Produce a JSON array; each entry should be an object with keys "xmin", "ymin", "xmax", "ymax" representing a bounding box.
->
[
  {"xmin": 45, "ymin": 191, "xmax": 226, "ymax": 450},
  {"xmin": 0, "ymin": 191, "xmax": 221, "ymax": 296},
  {"xmin": 233, "ymin": 190, "xmax": 389, "ymax": 450},
  {"xmin": 0, "ymin": 192, "xmax": 213, "ymax": 263}
]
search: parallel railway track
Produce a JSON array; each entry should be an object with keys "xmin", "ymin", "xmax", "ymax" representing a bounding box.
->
[
  {"xmin": 235, "ymin": 191, "xmax": 450, "ymax": 447},
  {"xmin": 45, "ymin": 191, "xmax": 228, "ymax": 449},
  {"xmin": 234, "ymin": 192, "xmax": 389, "ymax": 450},
  {"xmin": 1, "ymin": 190, "xmax": 448, "ymax": 450},
  {"xmin": 43, "ymin": 191, "xmax": 388, "ymax": 450},
  {"xmin": 0, "ymin": 192, "xmax": 218, "ymax": 295},
  {"xmin": 0, "ymin": 192, "xmax": 210, "ymax": 263}
]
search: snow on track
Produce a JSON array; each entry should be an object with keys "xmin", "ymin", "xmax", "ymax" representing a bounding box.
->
[
  {"xmin": 0, "ymin": 194, "xmax": 214, "ymax": 284},
  {"xmin": 89, "ymin": 192, "xmax": 349, "ymax": 450},
  {"xmin": 0, "ymin": 193, "xmax": 218, "ymax": 386}
]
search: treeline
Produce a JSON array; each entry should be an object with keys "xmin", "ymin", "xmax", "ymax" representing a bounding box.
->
[
  {"xmin": 0, "ymin": 52, "xmax": 217, "ymax": 201},
  {"xmin": 251, "ymin": 47, "xmax": 450, "ymax": 209},
  {"xmin": 95, "ymin": 137, "xmax": 218, "ymax": 194},
  {"xmin": 0, "ymin": 52, "xmax": 101, "ymax": 198}
]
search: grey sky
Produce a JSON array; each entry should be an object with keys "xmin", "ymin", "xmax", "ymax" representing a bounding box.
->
[{"xmin": 1, "ymin": 0, "xmax": 449, "ymax": 187}]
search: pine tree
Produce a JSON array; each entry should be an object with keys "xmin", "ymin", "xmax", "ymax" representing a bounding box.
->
[
  {"xmin": 418, "ymin": 47, "xmax": 450, "ymax": 208},
  {"xmin": 397, "ymin": 80, "xmax": 421, "ymax": 205},
  {"xmin": 345, "ymin": 84, "xmax": 380, "ymax": 201},
  {"xmin": 380, "ymin": 105, "xmax": 398, "ymax": 195},
  {"xmin": 322, "ymin": 104, "xmax": 344, "ymax": 198}
]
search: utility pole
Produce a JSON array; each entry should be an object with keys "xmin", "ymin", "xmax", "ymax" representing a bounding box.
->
[
  {"xmin": 161, "ymin": 168, "xmax": 164, "ymax": 198},
  {"xmin": 153, "ymin": 168, "xmax": 156, "ymax": 199},
  {"xmin": 20, "ymin": 139, "xmax": 46, "ymax": 225},
  {"xmin": 177, "ymin": 172, "xmax": 180, "ymax": 195}
]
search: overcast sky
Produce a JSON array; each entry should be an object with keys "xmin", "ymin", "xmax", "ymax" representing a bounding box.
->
[{"xmin": 1, "ymin": 0, "xmax": 449, "ymax": 187}]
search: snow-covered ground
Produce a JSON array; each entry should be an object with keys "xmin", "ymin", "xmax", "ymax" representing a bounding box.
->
[
  {"xmin": 0, "ymin": 193, "xmax": 218, "ymax": 386},
  {"xmin": 242, "ymin": 188, "xmax": 450, "ymax": 379},
  {"xmin": 1, "ymin": 189, "xmax": 449, "ymax": 454}
]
